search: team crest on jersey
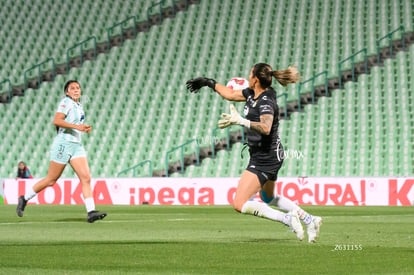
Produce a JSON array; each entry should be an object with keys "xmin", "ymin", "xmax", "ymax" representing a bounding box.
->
[{"xmin": 247, "ymin": 96, "xmax": 257, "ymax": 108}]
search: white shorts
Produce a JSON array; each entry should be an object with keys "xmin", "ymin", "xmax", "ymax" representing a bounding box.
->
[{"xmin": 50, "ymin": 136, "xmax": 86, "ymax": 164}]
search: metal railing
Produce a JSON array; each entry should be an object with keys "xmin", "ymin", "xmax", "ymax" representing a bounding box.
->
[
  {"xmin": 117, "ymin": 160, "xmax": 153, "ymax": 177},
  {"xmin": 211, "ymin": 127, "xmax": 231, "ymax": 158},
  {"xmin": 277, "ymin": 92, "xmax": 288, "ymax": 119},
  {"xmin": 377, "ymin": 25, "xmax": 405, "ymax": 63},
  {"xmin": 0, "ymin": 79, "xmax": 12, "ymax": 103},
  {"xmin": 66, "ymin": 36, "xmax": 97, "ymax": 73},
  {"xmin": 1, "ymin": 0, "xmax": 195, "ymax": 104},
  {"xmin": 23, "ymin": 57, "xmax": 55, "ymax": 90},
  {"xmin": 296, "ymin": 71, "xmax": 329, "ymax": 111},
  {"xmin": 147, "ymin": 0, "xmax": 166, "ymax": 22},
  {"xmin": 107, "ymin": 16, "xmax": 137, "ymax": 49},
  {"xmin": 165, "ymin": 139, "xmax": 200, "ymax": 176},
  {"xmin": 338, "ymin": 48, "xmax": 367, "ymax": 88}
]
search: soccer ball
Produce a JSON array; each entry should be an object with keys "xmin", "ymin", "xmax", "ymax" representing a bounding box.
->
[{"xmin": 226, "ymin": 77, "xmax": 249, "ymax": 90}]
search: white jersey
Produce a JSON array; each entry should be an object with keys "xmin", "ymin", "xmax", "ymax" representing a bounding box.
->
[{"xmin": 56, "ymin": 97, "xmax": 85, "ymax": 143}]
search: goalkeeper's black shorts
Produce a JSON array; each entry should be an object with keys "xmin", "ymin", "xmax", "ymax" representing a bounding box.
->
[{"xmin": 245, "ymin": 145, "xmax": 284, "ymax": 186}]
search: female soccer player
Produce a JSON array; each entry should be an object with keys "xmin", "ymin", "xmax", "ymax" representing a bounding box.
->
[
  {"xmin": 16, "ymin": 80, "xmax": 107, "ymax": 223},
  {"xmin": 186, "ymin": 63, "xmax": 322, "ymax": 242}
]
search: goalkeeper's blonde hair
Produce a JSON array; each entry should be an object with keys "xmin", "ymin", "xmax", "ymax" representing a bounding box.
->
[{"xmin": 253, "ymin": 63, "xmax": 300, "ymax": 88}]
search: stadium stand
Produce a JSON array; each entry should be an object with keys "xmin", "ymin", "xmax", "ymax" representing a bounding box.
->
[
  {"xmin": 0, "ymin": 0, "xmax": 147, "ymax": 81},
  {"xmin": 0, "ymin": 0, "xmax": 413, "ymax": 179},
  {"xmin": 176, "ymin": 46, "xmax": 414, "ymax": 177}
]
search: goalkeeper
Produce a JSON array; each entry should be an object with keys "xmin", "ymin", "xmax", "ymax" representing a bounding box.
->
[{"xmin": 186, "ymin": 63, "xmax": 322, "ymax": 242}]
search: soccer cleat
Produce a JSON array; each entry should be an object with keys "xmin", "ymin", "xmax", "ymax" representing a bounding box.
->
[
  {"xmin": 287, "ymin": 210, "xmax": 304, "ymax": 241},
  {"xmin": 307, "ymin": 216, "xmax": 322, "ymax": 243},
  {"xmin": 87, "ymin": 210, "xmax": 107, "ymax": 223},
  {"xmin": 16, "ymin": 196, "xmax": 27, "ymax": 217}
]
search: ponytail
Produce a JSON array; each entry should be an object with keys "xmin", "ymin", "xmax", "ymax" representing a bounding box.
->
[
  {"xmin": 253, "ymin": 63, "xmax": 300, "ymax": 88},
  {"xmin": 272, "ymin": 66, "xmax": 300, "ymax": 87}
]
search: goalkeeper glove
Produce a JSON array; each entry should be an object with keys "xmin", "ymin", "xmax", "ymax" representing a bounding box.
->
[
  {"xmin": 218, "ymin": 104, "xmax": 250, "ymax": 129},
  {"xmin": 186, "ymin": 77, "xmax": 216, "ymax": 93}
]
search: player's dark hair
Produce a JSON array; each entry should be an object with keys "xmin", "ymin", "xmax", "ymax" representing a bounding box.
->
[
  {"xmin": 64, "ymin": 80, "xmax": 80, "ymax": 93},
  {"xmin": 253, "ymin": 63, "xmax": 300, "ymax": 88}
]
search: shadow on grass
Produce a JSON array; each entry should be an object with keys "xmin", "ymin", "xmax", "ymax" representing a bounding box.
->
[{"xmin": 238, "ymin": 238, "xmax": 293, "ymax": 243}]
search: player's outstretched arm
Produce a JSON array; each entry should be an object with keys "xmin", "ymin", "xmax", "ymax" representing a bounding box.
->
[
  {"xmin": 186, "ymin": 77, "xmax": 244, "ymax": 101},
  {"xmin": 214, "ymin": 83, "xmax": 245, "ymax": 102},
  {"xmin": 186, "ymin": 77, "xmax": 216, "ymax": 93}
]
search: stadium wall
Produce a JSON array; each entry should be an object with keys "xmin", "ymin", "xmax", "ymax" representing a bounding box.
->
[{"xmin": 3, "ymin": 178, "xmax": 413, "ymax": 206}]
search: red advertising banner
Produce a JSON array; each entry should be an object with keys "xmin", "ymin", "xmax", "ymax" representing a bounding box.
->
[{"xmin": 3, "ymin": 177, "xmax": 414, "ymax": 206}]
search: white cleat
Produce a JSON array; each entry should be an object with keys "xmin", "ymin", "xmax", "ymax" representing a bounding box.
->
[
  {"xmin": 287, "ymin": 211, "xmax": 304, "ymax": 241},
  {"xmin": 307, "ymin": 216, "xmax": 322, "ymax": 243}
]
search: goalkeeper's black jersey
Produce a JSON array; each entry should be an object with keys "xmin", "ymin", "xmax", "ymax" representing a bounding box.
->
[{"xmin": 242, "ymin": 87, "xmax": 280, "ymax": 150}]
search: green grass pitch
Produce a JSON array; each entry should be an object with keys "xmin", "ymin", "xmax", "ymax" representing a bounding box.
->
[{"xmin": 0, "ymin": 205, "xmax": 413, "ymax": 274}]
